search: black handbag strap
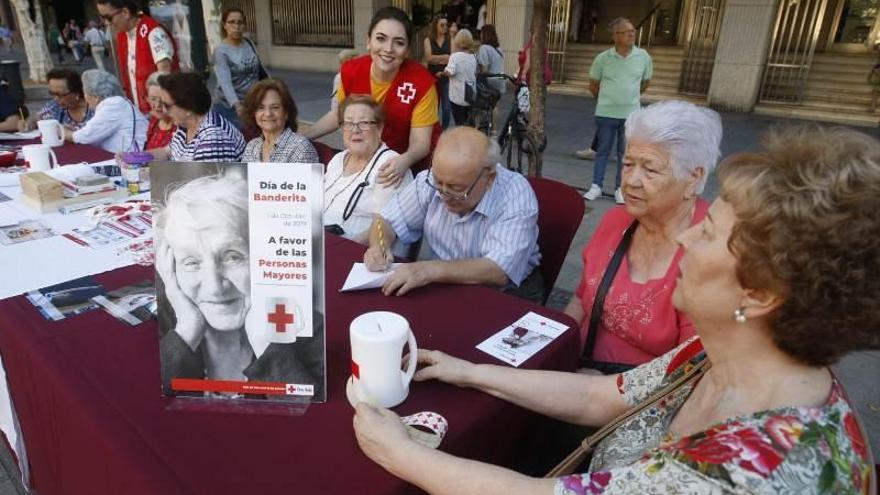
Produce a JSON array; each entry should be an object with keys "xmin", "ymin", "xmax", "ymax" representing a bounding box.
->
[
  {"xmin": 341, "ymin": 147, "xmax": 393, "ymax": 221},
  {"xmin": 581, "ymin": 220, "xmax": 638, "ymax": 366},
  {"xmin": 243, "ymin": 37, "xmax": 269, "ymax": 79}
]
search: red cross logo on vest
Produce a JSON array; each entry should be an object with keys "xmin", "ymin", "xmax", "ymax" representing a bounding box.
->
[
  {"xmin": 396, "ymin": 82, "xmax": 417, "ymax": 105},
  {"xmin": 267, "ymin": 303, "xmax": 294, "ymax": 333}
]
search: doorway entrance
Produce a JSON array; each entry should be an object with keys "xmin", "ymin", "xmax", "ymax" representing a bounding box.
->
[{"xmin": 825, "ymin": 0, "xmax": 880, "ymax": 52}]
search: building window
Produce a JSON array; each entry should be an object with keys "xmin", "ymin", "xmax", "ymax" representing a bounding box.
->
[{"xmin": 270, "ymin": 0, "xmax": 354, "ymax": 47}]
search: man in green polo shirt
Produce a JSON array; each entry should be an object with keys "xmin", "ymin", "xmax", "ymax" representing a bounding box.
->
[{"xmin": 582, "ymin": 17, "xmax": 652, "ymax": 203}]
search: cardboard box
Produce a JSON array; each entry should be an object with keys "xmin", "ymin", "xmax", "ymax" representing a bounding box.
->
[
  {"xmin": 19, "ymin": 171, "xmax": 127, "ymax": 213},
  {"xmin": 20, "ymin": 172, "xmax": 63, "ymax": 203}
]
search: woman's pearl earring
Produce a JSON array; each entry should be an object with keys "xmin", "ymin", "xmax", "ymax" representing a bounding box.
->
[{"xmin": 734, "ymin": 308, "xmax": 747, "ymax": 324}]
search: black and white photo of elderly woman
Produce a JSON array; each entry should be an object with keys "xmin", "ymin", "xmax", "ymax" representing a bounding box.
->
[
  {"xmin": 65, "ymin": 69, "xmax": 148, "ymax": 153},
  {"xmin": 154, "ymin": 170, "xmax": 324, "ymax": 399}
]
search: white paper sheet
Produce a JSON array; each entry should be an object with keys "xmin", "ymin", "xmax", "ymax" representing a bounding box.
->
[
  {"xmin": 476, "ymin": 311, "xmax": 570, "ymax": 367},
  {"xmin": 0, "ymin": 186, "xmax": 148, "ymax": 300},
  {"xmin": 340, "ymin": 262, "xmax": 404, "ymax": 291},
  {"xmin": 0, "ymin": 131, "xmax": 40, "ymax": 141},
  {"xmin": 0, "ymin": 203, "xmax": 27, "ymax": 227}
]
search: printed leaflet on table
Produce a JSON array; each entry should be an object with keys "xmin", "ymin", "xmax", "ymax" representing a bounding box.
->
[{"xmin": 476, "ymin": 311, "xmax": 569, "ymax": 367}]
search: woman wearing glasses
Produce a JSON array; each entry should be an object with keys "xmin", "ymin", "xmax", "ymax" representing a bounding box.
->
[
  {"xmin": 213, "ymin": 8, "xmax": 267, "ymax": 128},
  {"xmin": 240, "ymin": 78, "xmax": 318, "ymax": 163},
  {"xmin": 324, "ymin": 95, "xmax": 412, "ymax": 251},
  {"xmin": 144, "ymin": 72, "xmax": 177, "ymax": 149},
  {"xmin": 305, "ymin": 7, "xmax": 440, "ymax": 186},
  {"xmin": 145, "ymin": 72, "xmax": 245, "ymax": 162},
  {"xmin": 96, "ymin": 0, "xmax": 179, "ymax": 115},
  {"xmin": 19, "ymin": 68, "xmax": 93, "ymax": 132}
]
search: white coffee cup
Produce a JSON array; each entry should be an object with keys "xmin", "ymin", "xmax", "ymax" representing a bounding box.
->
[
  {"xmin": 38, "ymin": 119, "xmax": 64, "ymax": 147},
  {"xmin": 21, "ymin": 144, "xmax": 58, "ymax": 172},
  {"xmin": 350, "ymin": 311, "xmax": 418, "ymax": 408}
]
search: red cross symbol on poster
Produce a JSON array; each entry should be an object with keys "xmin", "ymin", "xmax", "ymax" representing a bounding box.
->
[{"xmin": 267, "ymin": 303, "xmax": 294, "ymax": 333}]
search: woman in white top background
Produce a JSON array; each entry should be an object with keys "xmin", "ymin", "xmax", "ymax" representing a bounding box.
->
[
  {"xmin": 324, "ymin": 95, "xmax": 412, "ymax": 254},
  {"xmin": 65, "ymin": 69, "xmax": 147, "ymax": 153},
  {"xmin": 442, "ymin": 29, "xmax": 478, "ymax": 127}
]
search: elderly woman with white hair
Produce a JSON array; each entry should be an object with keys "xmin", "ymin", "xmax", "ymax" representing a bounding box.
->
[
  {"xmin": 561, "ymin": 99, "xmax": 722, "ymax": 375},
  {"xmin": 64, "ymin": 69, "xmax": 148, "ymax": 153}
]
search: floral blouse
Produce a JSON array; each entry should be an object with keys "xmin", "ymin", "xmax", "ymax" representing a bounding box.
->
[
  {"xmin": 555, "ymin": 338, "xmax": 872, "ymax": 494},
  {"xmin": 38, "ymin": 100, "xmax": 94, "ymax": 130}
]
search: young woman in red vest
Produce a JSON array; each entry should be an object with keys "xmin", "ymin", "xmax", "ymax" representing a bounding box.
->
[
  {"xmin": 96, "ymin": 0, "xmax": 180, "ymax": 115},
  {"xmin": 305, "ymin": 7, "xmax": 440, "ymax": 186}
]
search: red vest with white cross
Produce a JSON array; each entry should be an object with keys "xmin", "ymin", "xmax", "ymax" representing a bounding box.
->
[
  {"xmin": 116, "ymin": 15, "xmax": 180, "ymax": 114},
  {"xmin": 340, "ymin": 55, "xmax": 440, "ymax": 172}
]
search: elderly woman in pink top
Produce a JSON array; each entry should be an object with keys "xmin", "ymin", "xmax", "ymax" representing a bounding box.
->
[{"xmin": 564, "ymin": 100, "xmax": 722, "ymax": 374}]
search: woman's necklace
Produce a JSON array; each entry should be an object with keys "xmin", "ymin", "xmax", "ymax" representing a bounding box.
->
[{"xmin": 323, "ymin": 146, "xmax": 380, "ymax": 213}]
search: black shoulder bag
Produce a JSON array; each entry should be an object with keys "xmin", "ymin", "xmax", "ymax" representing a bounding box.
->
[
  {"xmin": 465, "ymin": 53, "xmax": 500, "ymax": 110},
  {"xmin": 244, "ymin": 37, "xmax": 270, "ymax": 80},
  {"xmin": 579, "ymin": 221, "xmax": 639, "ymax": 375}
]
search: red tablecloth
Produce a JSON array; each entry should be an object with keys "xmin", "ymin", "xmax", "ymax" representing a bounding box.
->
[
  {"xmin": 5, "ymin": 139, "xmax": 114, "ymax": 166},
  {"xmin": 0, "ymin": 233, "xmax": 578, "ymax": 493}
]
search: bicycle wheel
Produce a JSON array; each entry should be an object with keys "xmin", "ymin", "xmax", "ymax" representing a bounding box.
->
[{"xmin": 503, "ymin": 132, "xmax": 541, "ymax": 176}]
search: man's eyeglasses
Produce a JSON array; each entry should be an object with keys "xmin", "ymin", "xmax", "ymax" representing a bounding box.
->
[
  {"xmin": 101, "ymin": 9, "xmax": 122, "ymax": 22},
  {"xmin": 425, "ymin": 167, "xmax": 488, "ymax": 202},
  {"xmin": 340, "ymin": 120, "xmax": 377, "ymax": 132}
]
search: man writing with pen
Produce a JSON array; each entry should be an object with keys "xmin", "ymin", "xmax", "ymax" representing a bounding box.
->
[{"xmin": 363, "ymin": 127, "xmax": 543, "ymax": 302}]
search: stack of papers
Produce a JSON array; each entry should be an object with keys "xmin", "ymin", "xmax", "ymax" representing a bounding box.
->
[{"xmin": 0, "ymin": 131, "xmax": 40, "ymax": 141}]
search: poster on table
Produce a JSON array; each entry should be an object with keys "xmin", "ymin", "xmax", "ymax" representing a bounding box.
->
[{"xmin": 151, "ymin": 161, "xmax": 326, "ymax": 404}]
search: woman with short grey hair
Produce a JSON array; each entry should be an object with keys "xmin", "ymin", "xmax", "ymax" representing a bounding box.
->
[
  {"xmin": 65, "ymin": 69, "xmax": 148, "ymax": 153},
  {"xmin": 560, "ymin": 99, "xmax": 722, "ymax": 374}
]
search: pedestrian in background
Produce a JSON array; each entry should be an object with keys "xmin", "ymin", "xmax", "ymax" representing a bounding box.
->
[
  {"xmin": 63, "ymin": 20, "xmax": 84, "ymax": 63},
  {"xmin": 48, "ymin": 24, "xmax": 65, "ymax": 64},
  {"xmin": 582, "ymin": 17, "xmax": 651, "ymax": 204},
  {"xmin": 213, "ymin": 8, "xmax": 268, "ymax": 129},
  {"xmin": 424, "ymin": 15, "xmax": 451, "ymax": 128},
  {"xmin": 84, "ymin": 21, "xmax": 107, "ymax": 70},
  {"xmin": 476, "ymin": 24, "xmax": 504, "ymax": 128},
  {"xmin": 442, "ymin": 29, "xmax": 477, "ymax": 126}
]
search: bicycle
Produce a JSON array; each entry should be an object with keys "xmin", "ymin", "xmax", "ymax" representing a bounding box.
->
[{"xmin": 471, "ymin": 74, "xmax": 543, "ymax": 176}]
